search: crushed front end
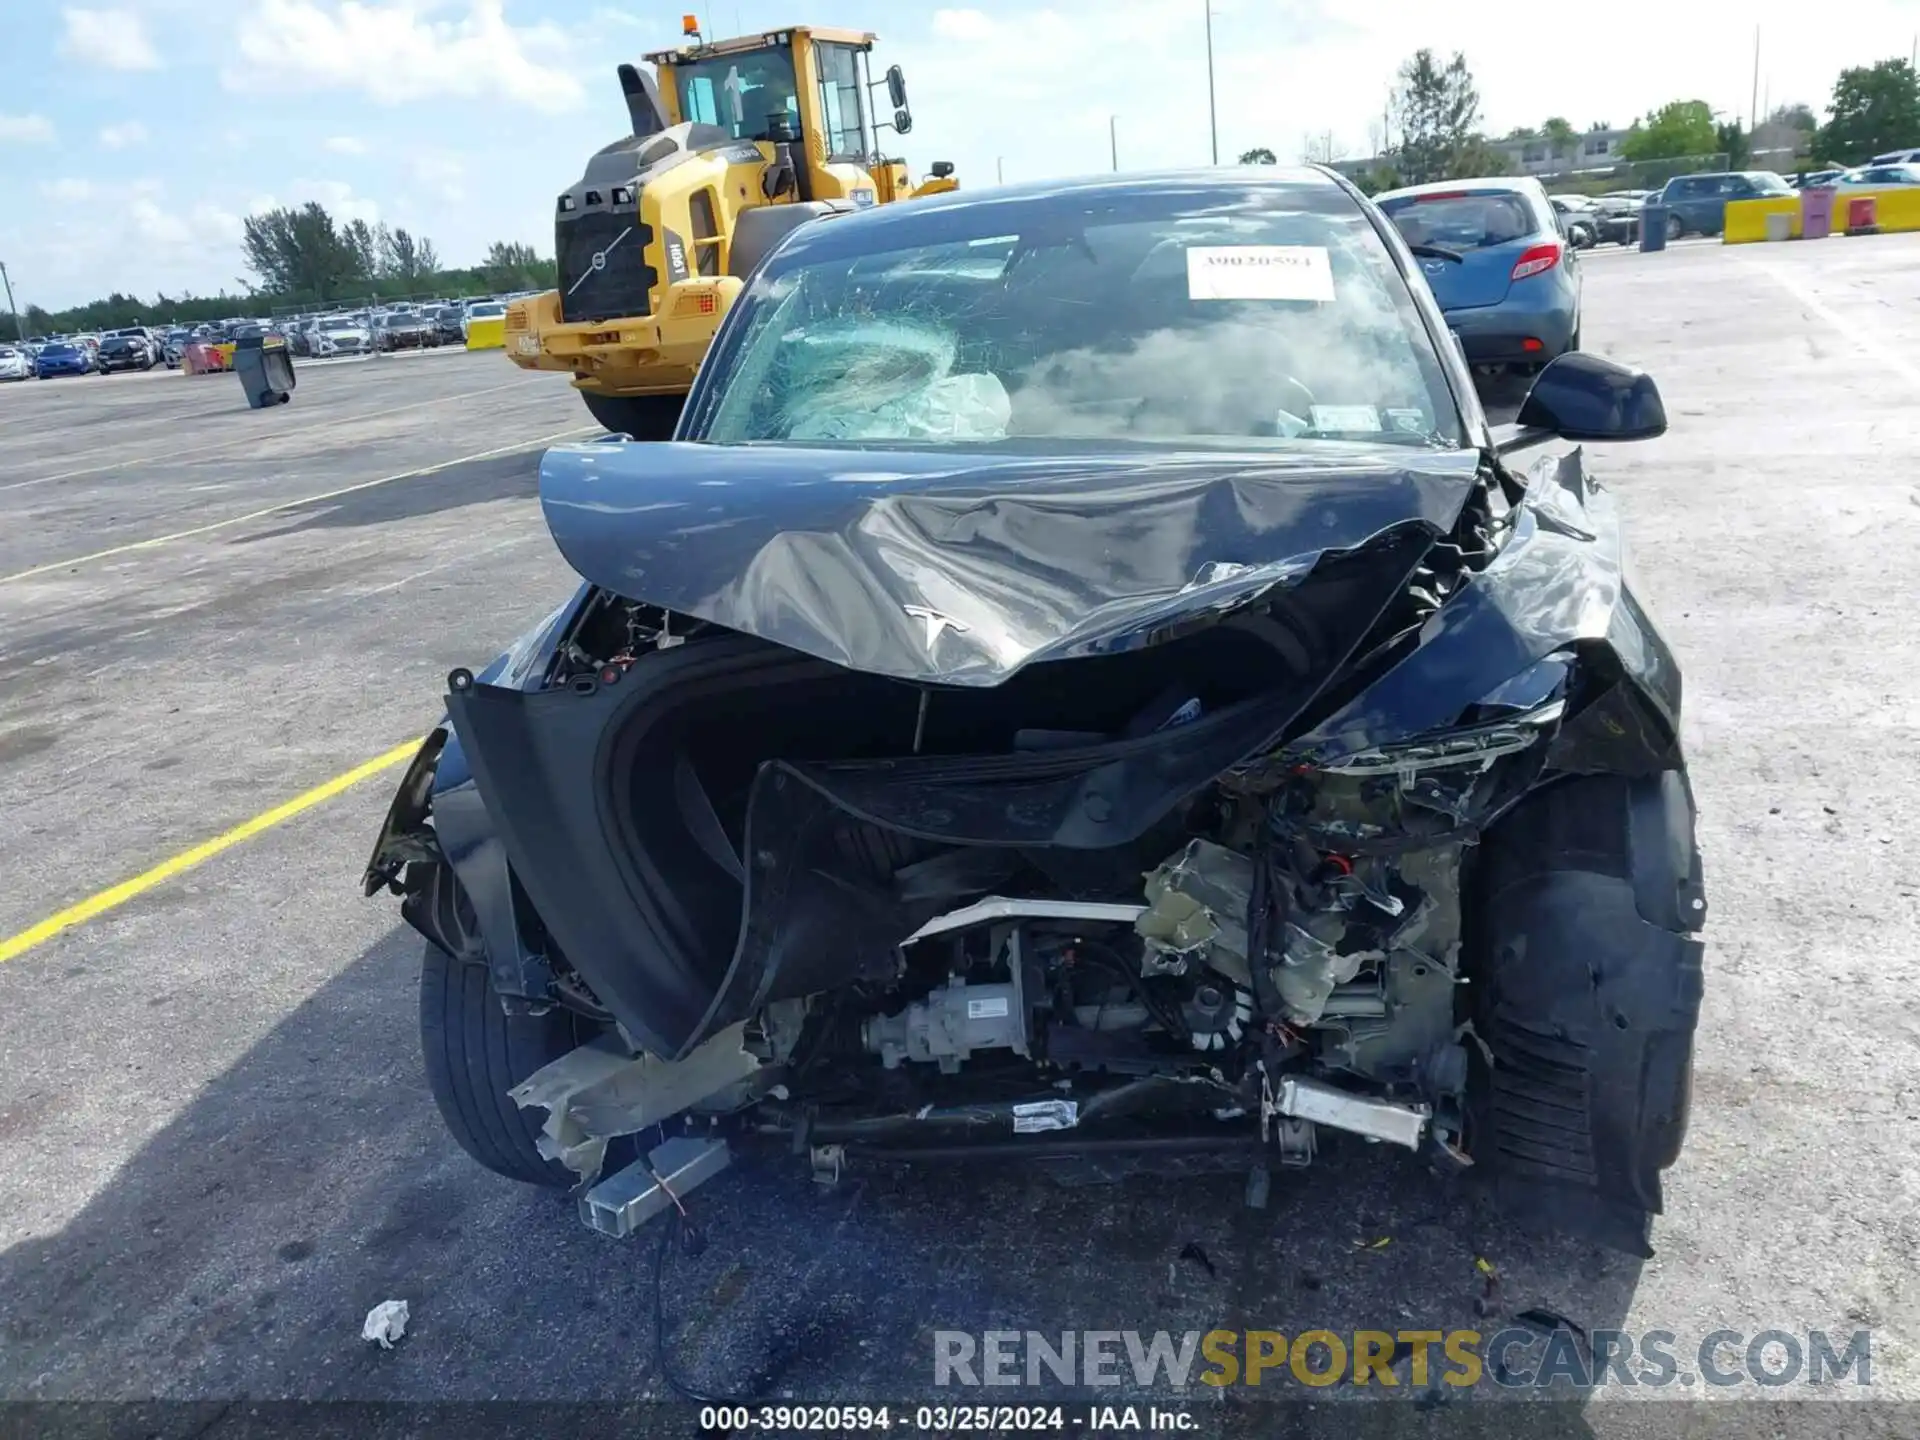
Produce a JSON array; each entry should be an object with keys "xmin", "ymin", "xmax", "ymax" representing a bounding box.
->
[{"xmin": 368, "ymin": 440, "xmax": 1703, "ymax": 1255}]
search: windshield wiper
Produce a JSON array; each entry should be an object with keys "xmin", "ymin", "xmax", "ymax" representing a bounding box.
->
[{"xmin": 1406, "ymin": 243, "xmax": 1465, "ymax": 264}]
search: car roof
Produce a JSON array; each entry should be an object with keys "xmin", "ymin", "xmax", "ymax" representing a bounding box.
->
[
  {"xmin": 1375, "ymin": 175, "xmax": 1546, "ymax": 201},
  {"xmin": 798, "ymin": 166, "xmax": 1357, "ymax": 239}
]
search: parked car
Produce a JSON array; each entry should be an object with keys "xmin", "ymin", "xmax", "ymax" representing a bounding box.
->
[
  {"xmin": 1586, "ymin": 193, "xmax": 1642, "ymax": 245},
  {"xmin": 96, "ymin": 335, "xmax": 155, "ymax": 373},
  {"xmin": 1652, "ymin": 171, "xmax": 1794, "ymax": 238},
  {"xmin": 0, "ymin": 345, "xmax": 31, "ymax": 381},
  {"xmin": 313, "ymin": 316, "xmax": 374, "ymax": 357},
  {"xmin": 1867, "ymin": 147, "xmax": 1920, "ymax": 165},
  {"xmin": 1832, "ymin": 163, "xmax": 1920, "ymax": 193},
  {"xmin": 1376, "ymin": 176, "xmax": 1582, "ymax": 372},
  {"xmin": 364, "ymin": 168, "xmax": 1701, "ymax": 1258},
  {"xmin": 34, "ymin": 341, "xmax": 93, "ymax": 378},
  {"xmin": 460, "ymin": 299, "xmax": 506, "ymax": 340},
  {"xmin": 1546, "ymin": 195, "xmax": 1599, "ymax": 248},
  {"xmin": 1790, "ymin": 168, "xmax": 1850, "ymax": 190},
  {"xmin": 376, "ymin": 312, "xmax": 435, "ymax": 351},
  {"xmin": 433, "ymin": 305, "xmax": 466, "ymax": 344}
]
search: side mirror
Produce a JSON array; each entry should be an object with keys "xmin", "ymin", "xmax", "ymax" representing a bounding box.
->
[
  {"xmin": 893, "ymin": 106, "xmax": 913, "ymax": 135},
  {"xmin": 886, "ymin": 64, "xmax": 908, "ymax": 109},
  {"xmin": 1494, "ymin": 352, "xmax": 1666, "ymax": 455},
  {"xmin": 930, "ymin": 160, "xmax": 954, "ymax": 178}
]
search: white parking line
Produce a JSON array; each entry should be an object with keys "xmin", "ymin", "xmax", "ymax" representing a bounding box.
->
[
  {"xmin": 1738, "ymin": 254, "xmax": 1920, "ymax": 392},
  {"xmin": 0, "ymin": 377, "xmax": 547, "ymax": 493},
  {"xmin": 0, "ymin": 425, "xmax": 598, "ymax": 586}
]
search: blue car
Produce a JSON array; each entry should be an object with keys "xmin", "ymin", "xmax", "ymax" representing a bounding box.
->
[
  {"xmin": 34, "ymin": 341, "xmax": 92, "ymax": 379},
  {"xmin": 1375, "ymin": 178, "xmax": 1581, "ymax": 371}
]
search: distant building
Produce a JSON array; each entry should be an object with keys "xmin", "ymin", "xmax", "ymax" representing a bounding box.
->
[
  {"xmin": 1328, "ymin": 126, "xmax": 1635, "ymax": 183},
  {"xmin": 1489, "ymin": 126, "xmax": 1633, "ymax": 175}
]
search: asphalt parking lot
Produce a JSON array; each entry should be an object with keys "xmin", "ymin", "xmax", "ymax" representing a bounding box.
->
[{"xmin": 2, "ymin": 238, "xmax": 1918, "ymax": 1435}]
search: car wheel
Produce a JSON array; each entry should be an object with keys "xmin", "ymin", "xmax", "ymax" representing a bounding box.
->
[
  {"xmin": 1665, "ymin": 213, "xmax": 1683, "ymax": 241},
  {"xmin": 1466, "ymin": 774, "xmax": 1705, "ymax": 1256},
  {"xmin": 582, "ymin": 391, "xmax": 685, "ymax": 440},
  {"xmin": 417, "ymin": 871, "xmax": 595, "ymax": 1189}
]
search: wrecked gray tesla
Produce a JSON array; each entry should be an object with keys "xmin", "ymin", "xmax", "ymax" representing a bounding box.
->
[{"xmin": 366, "ymin": 169, "xmax": 1704, "ymax": 1256}]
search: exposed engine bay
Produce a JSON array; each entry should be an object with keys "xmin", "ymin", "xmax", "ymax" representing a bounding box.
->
[{"xmin": 369, "ymin": 431, "xmax": 1703, "ymax": 1255}]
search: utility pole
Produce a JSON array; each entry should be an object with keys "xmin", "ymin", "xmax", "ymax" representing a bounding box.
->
[
  {"xmin": 1749, "ymin": 26, "xmax": 1760, "ymax": 133},
  {"xmin": 1110, "ymin": 114, "xmax": 1119, "ymax": 171},
  {"xmin": 1204, "ymin": 2, "xmax": 1218, "ymax": 164},
  {"xmin": 996, "ymin": 155, "xmax": 1004, "ymax": 184},
  {"xmin": 0, "ymin": 261, "xmax": 22, "ymax": 342}
]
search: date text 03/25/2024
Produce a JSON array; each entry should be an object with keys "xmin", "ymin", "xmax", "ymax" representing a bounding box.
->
[{"xmin": 697, "ymin": 1404, "xmax": 1195, "ymax": 1433}]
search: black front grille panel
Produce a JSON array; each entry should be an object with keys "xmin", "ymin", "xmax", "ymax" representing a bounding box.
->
[{"xmin": 556, "ymin": 211, "xmax": 658, "ymax": 324}]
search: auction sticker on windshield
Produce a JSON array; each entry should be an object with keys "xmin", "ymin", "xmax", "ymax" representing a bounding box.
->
[{"xmin": 1186, "ymin": 245, "xmax": 1334, "ymax": 302}]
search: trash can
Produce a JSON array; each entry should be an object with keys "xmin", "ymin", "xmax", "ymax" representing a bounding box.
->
[
  {"xmin": 1639, "ymin": 203, "xmax": 1669, "ymax": 252},
  {"xmin": 1845, "ymin": 195, "xmax": 1879, "ymax": 235},
  {"xmin": 1801, "ymin": 186, "xmax": 1837, "ymax": 240},
  {"xmin": 234, "ymin": 332, "xmax": 295, "ymax": 408}
]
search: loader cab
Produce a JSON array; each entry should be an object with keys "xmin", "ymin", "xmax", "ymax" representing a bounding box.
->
[{"xmin": 648, "ymin": 24, "xmax": 898, "ymax": 207}]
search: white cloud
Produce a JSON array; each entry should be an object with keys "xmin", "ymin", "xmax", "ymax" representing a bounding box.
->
[
  {"xmin": 0, "ymin": 113, "xmax": 56, "ymax": 144},
  {"xmin": 99, "ymin": 120, "xmax": 149, "ymax": 149},
  {"xmin": 41, "ymin": 178, "xmax": 98, "ymax": 202},
  {"xmin": 931, "ymin": 9, "xmax": 997, "ymax": 42},
  {"xmin": 891, "ymin": 0, "xmax": 1917, "ymax": 188},
  {"xmin": 408, "ymin": 151, "xmax": 467, "ymax": 203},
  {"xmin": 323, "ymin": 135, "xmax": 367, "ymax": 154},
  {"xmin": 61, "ymin": 8, "xmax": 162, "ymax": 70},
  {"xmin": 225, "ymin": 0, "xmax": 584, "ymax": 112}
]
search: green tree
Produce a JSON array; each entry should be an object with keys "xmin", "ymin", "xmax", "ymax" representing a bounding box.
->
[
  {"xmin": 1542, "ymin": 116, "xmax": 1577, "ymax": 162},
  {"xmin": 241, "ymin": 202, "xmax": 370, "ymax": 301},
  {"xmin": 1816, "ymin": 58, "xmax": 1920, "ymax": 163},
  {"xmin": 1716, "ymin": 120, "xmax": 1751, "ymax": 169},
  {"xmin": 1448, "ymin": 136, "xmax": 1508, "ymax": 180},
  {"xmin": 1769, "ymin": 102, "xmax": 1818, "ymax": 134},
  {"xmin": 1390, "ymin": 49, "xmax": 1482, "ymax": 185},
  {"xmin": 1620, "ymin": 100, "xmax": 1718, "ymax": 161},
  {"xmin": 481, "ymin": 241, "xmax": 556, "ymax": 292},
  {"xmin": 377, "ymin": 225, "xmax": 439, "ymax": 286},
  {"xmin": 1238, "ymin": 146, "xmax": 1277, "ymax": 164}
]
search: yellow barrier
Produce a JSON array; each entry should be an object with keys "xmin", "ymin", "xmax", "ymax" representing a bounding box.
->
[
  {"xmin": 465, "ymin": 316, "xmax": 506, "ymax": 350},
  {"xmin": 1870, "ymin": 187, "xmax": 1920, "ymax": 233},
  {"xmin": 1723, "ymin": 196, "xmax": 1801, "ymax": 243},
  {"xmin": 1725, "ymin": 187, "xmax": 1920, "ymax": 242},
  {"xmin": 212, "ymin": 341, "xmax": 237, "ymax": 366}
]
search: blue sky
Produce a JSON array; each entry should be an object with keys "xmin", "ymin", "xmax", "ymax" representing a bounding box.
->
[{"xmin": 2, "ymin": 0, "xmax": 1915, "ymax": 310}]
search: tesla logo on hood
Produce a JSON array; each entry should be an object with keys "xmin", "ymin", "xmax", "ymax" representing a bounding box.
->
[{"xmin": 903, "ymin": 605, "xmax": 969, "ymax": 647}]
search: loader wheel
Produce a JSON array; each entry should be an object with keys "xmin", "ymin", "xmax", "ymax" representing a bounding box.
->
[
  {"xmin": 419, "ymin": 937, "xmax": 593, "ymax": 1189},
  {"xmin": 581, "ymin": 391, "xmax": 684, "ymax": 440}
]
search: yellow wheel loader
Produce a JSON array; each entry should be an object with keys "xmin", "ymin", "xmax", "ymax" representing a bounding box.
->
[{"xmin": 504, "ymin": 17, "xmax": 958, "ymax": 437}]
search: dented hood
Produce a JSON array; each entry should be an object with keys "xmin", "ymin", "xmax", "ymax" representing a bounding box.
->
[{"xmin": 537, "ymin": 440, "xmax": 1483, "ymax": 686}]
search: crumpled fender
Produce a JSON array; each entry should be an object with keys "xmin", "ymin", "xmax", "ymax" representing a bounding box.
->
[{"xmin": 1291, "ymin": 446, "xmax": 1680, "ymax": 769}]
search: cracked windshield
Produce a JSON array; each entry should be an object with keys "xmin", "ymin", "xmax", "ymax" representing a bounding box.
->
[{"xmin": 702, "ymin": 188, "xmax": 1464, "ymax": 448}]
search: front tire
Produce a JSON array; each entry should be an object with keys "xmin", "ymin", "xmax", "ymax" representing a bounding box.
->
[
  {"xmin": 1467, "ymin": 773, "xmax": 1705, "ymax": 1256},
  {"xmin": 581, "ymin": 390, "xmax": 684, "ymax": 440},
  {"xmin": 416, "ymin": 866, "xmax": 596, "ymax": 1190}
]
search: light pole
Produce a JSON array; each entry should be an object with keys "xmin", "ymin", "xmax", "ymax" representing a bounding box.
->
[
  {"xmin": 1203, "ymin": 3, "xmax": 1219, "ymax": 164},
  {"xmin": 996, "ymin": 155, "xmax": 1005, "ymax": 184},
  {"xmin": 1110, "ymin": 115, "xmax": 1119, "ymax": 171},
  {"xmin": 0, "ymin": 261, "xmax": 22, "ymax": 342}
]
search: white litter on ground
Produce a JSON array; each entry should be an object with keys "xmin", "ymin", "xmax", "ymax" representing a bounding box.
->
[{"xmin": 361, "ymin": 1299, "xmax": 410, "ymax": 1349}]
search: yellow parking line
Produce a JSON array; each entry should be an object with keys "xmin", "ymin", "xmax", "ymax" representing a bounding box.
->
[
  {"xmin": 0, "ymin": 739, "xmax": 424, "ymax": 966},
  {"xmin": 0, "ymin": 424, "xmax": 598, "ymax": 586}
]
